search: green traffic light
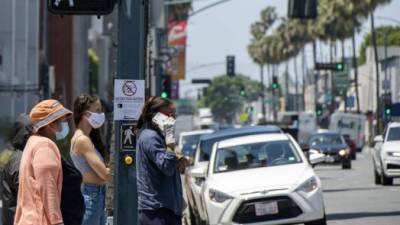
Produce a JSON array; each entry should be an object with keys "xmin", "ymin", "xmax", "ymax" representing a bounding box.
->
[
  {"xmin": 240, "ymin": 90, "xmax": 245, "ymax": 96},
  {"xmin": 161, "ymin": 92, "xmax": 168, "ymax": 98},
  {"xmin": 385, "ymin": 108, "xmax": 391, "ymax": 115},
  {"xmin": 336, "ymin": 63, "xmax": 344, "ymax": 71},
  {"xmin": 272, "ymin": 83, "xmax": 278, "ymax": 89},
  {"xmin": 316, "ymin": 110, "xmax": 322, "ymax": 116}
]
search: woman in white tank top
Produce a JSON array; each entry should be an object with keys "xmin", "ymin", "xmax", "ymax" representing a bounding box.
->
[{"xmin": 71, "ymin": 94, "xmax": 110, "ymax": 225}]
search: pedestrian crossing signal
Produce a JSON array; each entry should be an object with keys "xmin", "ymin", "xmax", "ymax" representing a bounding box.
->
[{"xmin": 48, "ymin": 0, "xmax": 115, "ymax": 15}]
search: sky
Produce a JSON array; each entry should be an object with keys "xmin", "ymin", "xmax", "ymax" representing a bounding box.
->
[{"xmin": 181, "ymin": 0, "xmax": 400, "ymax": 98}]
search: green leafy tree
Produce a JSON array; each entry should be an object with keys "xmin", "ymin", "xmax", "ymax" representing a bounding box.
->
[
  {"xmin": 202, "ymin": 75, "xmax": 263, "ymax": 123},
  {"xmin": 359, "ymin": 26, "xmax": 400, "ymax": 64}
]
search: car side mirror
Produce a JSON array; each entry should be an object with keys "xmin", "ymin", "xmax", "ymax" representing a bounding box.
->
[
  {"xmin": 190, "ymin": 164, "xmax": 208, "ymax": 178},
  {"xmin": 374, "ymin": 135, "xmax": 383, "ymax": 143},
  {"xmin": 300, "ymin": 143, "xmax": 310, "ymax": 152}
]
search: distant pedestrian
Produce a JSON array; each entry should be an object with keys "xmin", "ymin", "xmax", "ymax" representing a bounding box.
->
[
  {"xmin": 136, "ymin": 97, "xmax": 189, "ymax": 225},
  {"xmin": 1, "ymin": 114, "xmax": 32, "ymax": 225},
  {"xmin": 71, "ymin": 94, "xmax": 110, "ymax": 225},
  {"xmin": 15, "ymin": 99, "xmax": 72, "ymax": 225}
]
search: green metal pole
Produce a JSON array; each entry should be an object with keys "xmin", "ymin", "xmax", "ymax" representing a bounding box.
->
[{"xmin": 114, "ymin": 0, "xmax": 146, "ymax": 224}]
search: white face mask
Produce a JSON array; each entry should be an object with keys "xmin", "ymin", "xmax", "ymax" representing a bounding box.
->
[
  {"xmin": 87, "ymin": 111, "xmax": 105, "ymax": 129},
  {"xmin": 56, "ymin": 122, "xmax": 70, "ymax": 140}
]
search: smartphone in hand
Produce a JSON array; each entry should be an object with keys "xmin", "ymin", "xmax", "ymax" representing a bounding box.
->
[{"xmin": 152, "ymin": 112, "xmax": 176, "ymax": 145}]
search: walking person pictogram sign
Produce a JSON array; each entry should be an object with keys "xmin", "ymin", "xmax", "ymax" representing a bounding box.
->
[{"xmin": 120, "ymin": 124, "xmax": 136, "ymax": 150}]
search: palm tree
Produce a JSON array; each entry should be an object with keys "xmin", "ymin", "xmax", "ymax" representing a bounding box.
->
[{"xmin": 248, "ymin": 6, "xmax": 278, "ymax": 121}]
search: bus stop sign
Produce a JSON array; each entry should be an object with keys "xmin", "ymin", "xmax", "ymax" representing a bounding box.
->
[{"xmin": 48, "ymin": 0, "xmax": 115, "ymax": 15}]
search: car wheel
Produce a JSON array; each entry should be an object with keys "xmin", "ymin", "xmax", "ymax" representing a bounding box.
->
[
  {"xmin": 305, "ymin": 213, "xmax": 327, "ymax": 225},
  {"xmin": 381, "ymin": 172, "xmax": 393, "ymax": 186},
  {"xmin": 374, "ymin": 168, "xmax": 382, "ymax": 185},
  {"xmin": 342, "ymin": 159, "xmax": 351, "ymax": 169}
]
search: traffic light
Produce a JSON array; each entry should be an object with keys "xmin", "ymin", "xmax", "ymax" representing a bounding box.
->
[
  {"xmin": 316, "ymin": 104, "xmax": 323, "ymax": 117},
  {"xmin": 384, "ymin": 104, "xmax": 392, "ymax": 116},
  {"xmin": 240, "ymin": 86, "xmax": 246, "ymax": 96},
  {"xmin": 315, "ymin": 62, "xmax": 345, "ymax": 71},
  {"xmin": 48, "ymin": 0, "xmax": 115, "ymax": 15},
  {"xmin": 272, "ymin": 76, "xmax": 279, "ymax": 89},
  {"xmin": 160, "ymin": 75, "xmax": 171, "ymax": 98},
  {"xmin": 226, "ymin": 55, "xmax": 235, "ymax": 76},
  {"xmin": 288, "ymin": 0, "xmax": 317, "ymax": 19}
]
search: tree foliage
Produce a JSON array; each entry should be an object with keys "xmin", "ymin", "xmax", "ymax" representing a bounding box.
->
[
  {"xmin": 248, "ymin": 0, "xmax": 393, "ymax": 67},
  {"xmin": 202, "ymin": 75, "xmax": 263, "ymax": 123},
  {"xmin": 359, "ymin": 26, "xmax": 400, "ymax": 64}
]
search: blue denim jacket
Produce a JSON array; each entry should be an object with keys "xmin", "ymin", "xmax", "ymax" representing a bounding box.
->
[{"xmin": 136, "ymin": 126, "xmax": 183, "ymax": 216}]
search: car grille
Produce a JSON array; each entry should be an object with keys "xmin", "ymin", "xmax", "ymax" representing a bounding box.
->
[
  {"xmin": 232, "ymin": 196, "xmax": 302, "ymax": 224},
  {"xmin": 387, "ymin": 164, "xmax": 400, "ymax": 170}
]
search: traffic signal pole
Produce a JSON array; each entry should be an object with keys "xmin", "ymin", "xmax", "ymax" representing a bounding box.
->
[{"xmin": 114, "ymin": 0, "xmax": 146, "ymax": 224}]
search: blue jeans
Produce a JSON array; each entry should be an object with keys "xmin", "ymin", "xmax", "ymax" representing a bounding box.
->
[
  {"xmin": 82, "ymin": 184, "xmax": 106, "ymax": 225},
  {"xmin": 139, "ymin": 208, "xmax": 182, "ymax": 225}
]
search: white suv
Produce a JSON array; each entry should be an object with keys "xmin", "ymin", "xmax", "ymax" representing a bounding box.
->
[{"xmin": 373, "ymin": 122, "xmax": 400, "ymax": 185}]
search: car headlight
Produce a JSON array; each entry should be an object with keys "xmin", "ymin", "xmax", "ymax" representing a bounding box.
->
[
  {"xmin": 387, "ymin": 152, "xmax": 400, "ymax": 157},
  {"xmin": 296, "ymin": 177, "xmax": 319, "ymax": 193},
  {"xmin": 209, "ymin": 189, "xmax": 233, "ymax": 203},
  {"xmin": 339, "ymin": 149, "xmax": 350, "ymax": 156}
]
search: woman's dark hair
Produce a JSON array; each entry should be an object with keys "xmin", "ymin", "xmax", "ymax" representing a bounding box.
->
[
  {"xmin": 137, "ymin": 97, "xmax": 174, "ymax": 131},
  {"xmin": 73, "ymin": 94, "xmax": 109, "ymax": 163},
  {"xmin": 11, "ymin": 114, "xmax": 33, "ymax": 151}
]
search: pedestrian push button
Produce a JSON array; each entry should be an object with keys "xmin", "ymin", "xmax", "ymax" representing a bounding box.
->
[{"xmin": 124, "ymin": 155, "xmax": 134, "ymax": 166}]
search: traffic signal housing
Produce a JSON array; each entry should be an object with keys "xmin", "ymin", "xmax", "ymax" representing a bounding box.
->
[
  {"xmin": 315, "ymin": 62, "xmax": 345, "ymax": 71},
  {"xmin": 240, "ymin": 86, "xmax": 246, "ymax": 97},
  {"xmin": 226, "ymin": 55, "xmax": 235, "ymax": 76},
  {"xmin": 384, "ymin": 104, "xmax": 392, "ymax": 116},
  {"xmin": 48, "ymin": 0, "xmax": 115, "ymax": 15},
  {"xmin": 160, "ymin": 75, "xmax": 171, "ymax": 98},
  {"xmin": 316, "ymin": 104, "xmax": 323, "ymax": 117},
  {"xmin": 272, "ymin": 76, "xmax": 279, "ymax": 89},
  {"xmin": 288, "ymin": 0, "xmax": 317, "ymax": 19}
]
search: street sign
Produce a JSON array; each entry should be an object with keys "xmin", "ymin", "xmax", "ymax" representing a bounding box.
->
[
  {"xmin": 114, "ymin": 79, "xmax": 145, "ymax": 121},
  {"xmin": 48, "ymin": 0, "xmax": 115, "ymax": 15},
  {"xmin": 346, "ymin": 96, "xmax": 355, "ymax": 108},
  {"xmin": 192, "ymin": 79, "xmax": 211, "ymax": 84},
  {"xmin": 324, "ymin": 94, "xmax": 332, "ymax": 104},
  {"xmin": 315, "ymin": 62, "xmax": 345, "ymax": 71},
  {"xmin": 120, "ymin": 124, "xmax": 136, "ymax": 150}
]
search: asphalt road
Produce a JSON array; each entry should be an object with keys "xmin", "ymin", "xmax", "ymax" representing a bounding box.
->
[{"xmin": 316, "ymin": 148, "xmax": 400, "ymax": 225}]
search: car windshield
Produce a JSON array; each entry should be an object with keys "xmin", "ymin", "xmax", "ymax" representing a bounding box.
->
[
  {"xmin": 213, "ymin": 140, "xmax": 302, "ymax": 173},
  {"xmin": 182, "ymin": 134, "xmax": 202, "ymax": 146},
  {"xmin": 198, "ymin": 129, "xmax": 281, "ymax": 162},
  {"xmin": 309, "ymin": 134, "xmax": 343, "ymax": 146},
  {"xmin": 181, "ymin": 134, "xmax": 203, "ymax": 156},
  {"xmin": 387, "ymin": 127, "xmax": 400, "ymax": 141}
]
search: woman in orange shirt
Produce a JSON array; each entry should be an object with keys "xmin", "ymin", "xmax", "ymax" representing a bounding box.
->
[{"xmin": 15, "ymin": 99, "xmax": 72, "ymax": 225}]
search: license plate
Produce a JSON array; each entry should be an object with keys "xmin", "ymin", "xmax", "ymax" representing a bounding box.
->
[
  {"xmin": 325, "ymin": 156, "xmax": 335, "ymax": 162},
  {"xmin": 255, "ymin": 201, "xmax": 279, "ymax": 216}
]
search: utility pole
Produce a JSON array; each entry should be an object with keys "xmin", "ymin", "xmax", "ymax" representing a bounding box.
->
[
  {"xmin": 352, "ymin": 29, "xmax": 360, "ymax": 113},
  {"xmin": 371, "ymin": 12, "xmax": 381, "ymax": 134},
  {"xmin": 260, "ymin": 65, "xmax": 266, "ymax": 122},
  {"xmin": 114, "ymin": 0, "xmax": 146, "ymax": 224}
]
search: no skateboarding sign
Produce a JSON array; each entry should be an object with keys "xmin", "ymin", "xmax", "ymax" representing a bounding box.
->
[{"xmin": 114, "ymin": 79, "xmax": 145, "ymax": 121}]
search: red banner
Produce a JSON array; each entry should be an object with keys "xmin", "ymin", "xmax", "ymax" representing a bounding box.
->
[
  {"xmin": 168, "ymin": 21, "xmax": 188, "ymax": 46},
  {"xmin": 167, "ymin": 21, "xmax": 187, "ymax": 81}
]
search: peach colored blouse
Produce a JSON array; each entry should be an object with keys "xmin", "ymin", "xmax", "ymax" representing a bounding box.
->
[{"xmin": 14, "ymin": 135, "xmax": 63, "ymax": 225}]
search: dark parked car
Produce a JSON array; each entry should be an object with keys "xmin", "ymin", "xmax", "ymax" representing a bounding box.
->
[{"xmin": 308, "ymin": 131, "xmax": 352, "ymax": 169}]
